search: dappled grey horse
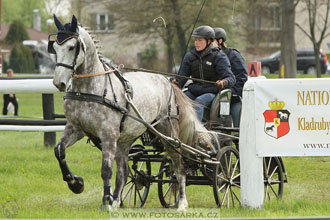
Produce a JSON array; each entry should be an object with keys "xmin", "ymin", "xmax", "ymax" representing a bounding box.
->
[{"xmin": 50, "ymin": 15, "xmax": 207, "ymax": 211}]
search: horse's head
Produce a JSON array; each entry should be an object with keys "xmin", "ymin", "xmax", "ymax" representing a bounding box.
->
[{"xmin": 49, "ymin": 15, "xmax": 86, "ymax": 91}]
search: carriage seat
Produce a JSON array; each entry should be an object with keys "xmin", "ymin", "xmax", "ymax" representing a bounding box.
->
[
  {"xmin": 203, "ymin": 89, "xmax": 233, "ymax": 129},
  {"xmin": 195, "ymin": 89, "xmax": 234, "ymax": 154}
]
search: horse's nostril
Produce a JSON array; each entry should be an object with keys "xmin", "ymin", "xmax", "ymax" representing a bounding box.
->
[{"xmin": 60, "ymin": 83, "xmax": 66, "ymax": 91}]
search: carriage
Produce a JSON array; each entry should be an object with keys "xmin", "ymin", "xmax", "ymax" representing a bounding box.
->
[
  {"xmin": 120, "ymin": 88, "xmax": 288, "ymax": 208},
  {"xmin": 49, "ymin": 15, "xmax": 287, "ymax": 211}
]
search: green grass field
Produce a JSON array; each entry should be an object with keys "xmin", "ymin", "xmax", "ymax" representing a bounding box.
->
[{"xmin": 1, "ymin": 75, "xmax": 330, "ymax": 218}]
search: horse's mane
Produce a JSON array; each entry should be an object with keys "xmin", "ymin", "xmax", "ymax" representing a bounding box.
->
[{"xmin": 78, "ymin": 23, "xmax": 105, "ymax": 62}]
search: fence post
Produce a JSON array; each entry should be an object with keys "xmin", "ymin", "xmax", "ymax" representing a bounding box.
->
[
  {"xmin": 42, "ymin": 93, "xmax": 56, "ymax": 147},
  {"xmin": 239, "ymin": 80, "xmax": 264, "ymax": 209}
]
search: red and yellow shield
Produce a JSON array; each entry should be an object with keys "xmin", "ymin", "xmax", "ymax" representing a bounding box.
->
[{"xmin": 263, "ymin": 110, "xmax": 290, "ymax": 139}]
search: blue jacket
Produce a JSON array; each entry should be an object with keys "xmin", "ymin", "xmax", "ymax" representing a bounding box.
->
[
  {"xmin": 225, "ymin": 48, "xmax": 248, "ymax": 97},
  {"xmin": 178, "ymin": 46, "xmax": 235, "ymax": 96}
]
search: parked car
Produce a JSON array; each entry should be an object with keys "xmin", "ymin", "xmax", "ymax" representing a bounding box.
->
[{"xmin": 257, "ymin": 49, "xmax": 328, "ymax": 74}]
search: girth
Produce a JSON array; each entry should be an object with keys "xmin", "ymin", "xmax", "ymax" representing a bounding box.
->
[
  {"xmin": 64, "ymin": 88, "xmax": 179, "ymax": 134},
  {"xmin": 64, "ymin": 91, "xmax": 128, "ymax": 114},
  {"xmin": 64, "ymin": 92, "xmax": 129, "ymax": 131}
]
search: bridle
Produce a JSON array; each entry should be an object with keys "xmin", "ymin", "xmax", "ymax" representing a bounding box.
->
[
  {"xmin": 48, "ymin": 30, "xmax": 84, "ymax": 75},
  {"xmin": 48, "ymin": 29, "xmax": 118, "ymax": 82}
]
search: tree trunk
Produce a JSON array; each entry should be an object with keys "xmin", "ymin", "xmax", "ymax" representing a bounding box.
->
[
  {"xmin": 170, "ymin": 0, "xmax": 187, "ymax": 58},
  {"xmin": 167, "ymin": 43, "xmax": 174, "ymax": 73},
  {"xmin": 313, "ymin": 42, "xmax": 322, "ymax": 77},
  {"xmin": 165, "ymin": 24, "xmax": 174, "ymax": 73},
  {"xmin": 280, "ymin": 0, "xmax": 296, "ymax": 78}
]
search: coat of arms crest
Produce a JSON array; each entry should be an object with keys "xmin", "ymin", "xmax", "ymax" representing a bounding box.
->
[{"xmin": 263, "ymin": 98, "xmax": 290, "ymax": 139}]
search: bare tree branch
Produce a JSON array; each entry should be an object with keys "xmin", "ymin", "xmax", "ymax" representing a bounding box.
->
[
  {"xmin": 319, "ymin": 0, "xmax": 330, "ymax": 43},
  {"xmin": 295, "ymin": 23, "xmax": 312, "ymax": 40},
  {"xmin": 298, "ymin": 0, "xmax": 330, "ymax": 77},
  {"xmin": 323, "ymin": 31, "xmax": 330, "ymax": 39}
]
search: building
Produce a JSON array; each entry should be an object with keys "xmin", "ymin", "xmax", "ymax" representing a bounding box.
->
[{"xmin": 0, "ymin": 24, "xmax": 48, "ymax": 51}]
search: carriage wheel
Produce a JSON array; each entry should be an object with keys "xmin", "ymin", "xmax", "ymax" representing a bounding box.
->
[
  {"xmin": 213, "ymin": 146, "xmax": 241, "ymax": 208},
  {"xmin": 121, "ymin": 157, "xmax": 151, "ymax": 208},
  {"xmin": 263, "ymin": 157, "xmax": 284, "ymax": 201},
  {"xmin": 158, "ymin": 158, "xmax": 179, "ymax": 208}
]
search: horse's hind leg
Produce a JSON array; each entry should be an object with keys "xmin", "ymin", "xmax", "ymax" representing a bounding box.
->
[
  {"xmin": 166, "ymin": 146, "xmax": 188, "ymax": 211},
  {"xmin": 158, "ymin": 120, "xmax": 188, "ymax": 211},
  {"xmin": 54, "ymin": 124, "xmax": 84, "ymax": 194}
]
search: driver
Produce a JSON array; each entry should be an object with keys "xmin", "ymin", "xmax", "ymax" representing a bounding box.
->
[{"xmin": 172, "ymin": 25, "xmax": 235, "ymax": 121}]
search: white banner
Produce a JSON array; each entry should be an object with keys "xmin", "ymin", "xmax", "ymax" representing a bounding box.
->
[{"xmin": 253, "ymin": 78, "xmax": 330, "ymax": 156}]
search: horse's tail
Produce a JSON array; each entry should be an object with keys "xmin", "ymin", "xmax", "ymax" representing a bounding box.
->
[{"xmin": 172, "ymin": 85, "xmax": 208, "ymax": 146}]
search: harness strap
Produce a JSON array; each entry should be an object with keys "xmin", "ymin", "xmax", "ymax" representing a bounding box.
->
[
  {"xmin": 64, "ymin": 91, "xmax": 154, "ymax": 134},
  {"xmin": 73, "ymin": 69, "xmax": 115, "ymax": 79},
  {"xmin": 110, "ymin": 67, "xmax": 134, "ymax": 131},
  {"xmin": 56, "ymin": 62, "xmax": 75, "ymax": 69},
  {"xmin": 167, "ymin": 86, "xmax": 177, "ymax": 138},
  {"xmin": 151, "ymin": 114, "xmax": 179, "ymax": 128},
  {"xmin": 113, "ymin": 68, "xmax": 133, "ymax": 99},
  {"xmin": 64, "ymin": 92, "xmax": 128, "ymax": 115}
]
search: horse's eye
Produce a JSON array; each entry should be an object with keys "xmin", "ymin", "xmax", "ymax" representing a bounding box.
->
[{"xmin": 69, "ymin": 46, "xmax": 75, "ymax": 51}]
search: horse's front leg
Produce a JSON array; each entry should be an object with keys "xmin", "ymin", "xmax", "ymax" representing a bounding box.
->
[
  {"xmin": 54, "ymin": 124, "xmax": 84, "ymax": 194},
  {"xmin": 112, "ymin": 142, "xmax": 131, "ymax": 208},
  {"xmin": 100, "ymin": 139, "xmax": 118, "ymax": 211}
]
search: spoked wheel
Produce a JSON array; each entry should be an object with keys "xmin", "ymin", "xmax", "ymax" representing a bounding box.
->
[
  {"xmin": 121, "ymin": 157, "xmax": 151, "ymax": 208},
  {"xmin": 158, "ymin": 158, "xmax": 179, "ymax": 208},
  {"xmin": 213, "ymin": 146, "xmax": 241, "ymax": 207},
  {"xmin": 263, "ymin": 157, "xmax": 284, "ymax": 201}
]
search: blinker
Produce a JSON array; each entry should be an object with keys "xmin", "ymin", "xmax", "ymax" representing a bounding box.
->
[
  {"xmin": 48, "ymin": 34, "xmax": 57, "ymax": 54},
  {"xmin": 48, "ymin": 41, "xmax": 56, "ymax": 54}
]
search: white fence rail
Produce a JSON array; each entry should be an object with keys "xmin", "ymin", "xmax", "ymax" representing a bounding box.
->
[
  {"xmin": 0, "ymin": 125, "xmax": 65, "ymax": 131},
  {"xmin": 0, "ymin": 79, "xmax": 59, "ymax": 94},
  {"xmin": 0, "ymin": 78, "xmax": 64, "ymax": 133}
]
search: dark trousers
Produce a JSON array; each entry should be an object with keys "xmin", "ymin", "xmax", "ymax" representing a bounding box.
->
[{"xmin": 2, "ymin": 94, "xmax": 18, "ymax": 115}]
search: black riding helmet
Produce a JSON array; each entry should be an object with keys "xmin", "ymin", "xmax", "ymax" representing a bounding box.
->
[
  {"xmin": 192, "ymin": 25, "xmax": 215, "ymax": 41},
  {"xmin": 213, "ymin": 27, "xmax": 227, "ymax": 42},
  {"xmin": 192, "ymin": 26, "xmax": 215, "ymax": 51}
]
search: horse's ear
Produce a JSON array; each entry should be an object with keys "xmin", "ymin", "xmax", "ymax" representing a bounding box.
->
[
  {"xmin": 53, "ymin": 14, "xmax": 63, "ymax": 30},
  {"xmin": 71, "ymin": 15, "xmax": 78, "ymax": 32}
]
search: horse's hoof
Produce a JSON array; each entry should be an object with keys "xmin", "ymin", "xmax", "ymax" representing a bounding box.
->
[
  {"xmin": 177, "ymin": 200, "xmax": 188, "ymax": 212},
  {"xmin": 177, "ymin": 206, "xmax": 187, "ymax": 212},
  {"xmin": 68, "ymin": 176, "xmax": 84, "ymax": 194},
  {"xmin": 103, "ymin": 194, "xmax": 114, "ymax": 206},
  {"xmin": 100, "ymin": 204, "xmax": 112, "ymax": 212},
  {"xmin": 112, "ymin": 200, "xmax": 120, "ymax": 209}
]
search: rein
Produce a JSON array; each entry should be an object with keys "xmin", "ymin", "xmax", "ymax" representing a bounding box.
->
[{"xmin": 122, "ymin": 67, "xmax": 217, "ymax": 85}]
